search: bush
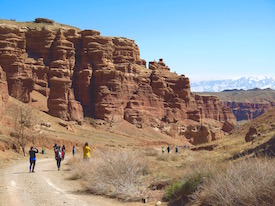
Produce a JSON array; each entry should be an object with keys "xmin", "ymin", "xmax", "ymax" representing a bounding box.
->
[
  {"xmin": 164, "ymin": 179, "xmax": 186, "ymax": 201},
  {"xmin": 163, "ymin": 162, "xmax": 216, "ymax": 202},
  {"xmin": 163, "ymin": 170, "xmax": 207, "ymax": 202},
  {"xmin": 70, "ymin": 149, "xmax": 149, "ymax": 201},
  {"xmin": 195, "ymin": 158, "xmax": 275, "ymax": 206}
]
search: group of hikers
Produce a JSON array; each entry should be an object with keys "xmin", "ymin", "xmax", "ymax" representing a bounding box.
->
[
  {"xmin": 162, "ymin": 145, "xmax": 178, "ymax": 154},
  {"xmin": 161, "ymin": 145, "xmax": 189, "ymax": 154},
  {"xmin": 28, "ymin": 142, "xmax": 189, "ymax": 172},
  {"xmin": 28, "ymin": 142, "xmax": 91, "ymax": 172}
]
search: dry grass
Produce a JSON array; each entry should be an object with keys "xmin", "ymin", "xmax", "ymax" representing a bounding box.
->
[
  {"xmin": 69, "ymin": 149, "xmax": 149, "ymax": 201},
  {"xmin": 194, "ymin": 157, "xmax": 275, "ymax": 206}
]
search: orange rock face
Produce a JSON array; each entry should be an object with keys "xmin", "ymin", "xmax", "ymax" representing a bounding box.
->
[
  {"xmin": 0, "ymin": 20, "xmax": 236, "ymax": 144},
  {"xmin": 0, "ymin": 66, "xmax": 9, "ymax": 114}
]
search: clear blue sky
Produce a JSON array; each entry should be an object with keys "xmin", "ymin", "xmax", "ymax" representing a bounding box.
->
[{"xmin": 1, "ymin": 0, "xmax": 275, "ymax": 82}]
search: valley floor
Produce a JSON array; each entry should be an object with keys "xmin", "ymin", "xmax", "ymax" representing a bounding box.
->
[{"xmin": 0, "ymin": 154, "xmax": 154, "ymax": 206}]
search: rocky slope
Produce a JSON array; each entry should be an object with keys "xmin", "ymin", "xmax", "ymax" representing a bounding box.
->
[{"xmin": 0, "ymin": 19, "xmax": 236, "ymax": 144}]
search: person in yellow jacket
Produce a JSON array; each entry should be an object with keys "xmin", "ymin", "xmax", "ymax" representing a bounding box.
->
[{"xmin": 83, "ymin": 142, "xmax": 91, "ymax": 160}]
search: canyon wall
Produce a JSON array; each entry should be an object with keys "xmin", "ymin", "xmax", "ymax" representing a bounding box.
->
[
  {"xmin": 0, "ymin": 19, "xmax": 236, "ymax": 144},
  {"xmin": 223, "ymin": 101, "xmax": 275, "ymax": 121}
]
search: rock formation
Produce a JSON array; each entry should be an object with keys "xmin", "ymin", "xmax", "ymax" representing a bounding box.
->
[
  {"xmin": 223, "ymin": 102, "xmax": 275, "ymax": 121},
  {"xmin": 0, "ymin": 19, "xmax": 237, "ymax": 144},
  {"xmin": 0, "ymin": 66, "xmax": 9, "ymax": 114}
]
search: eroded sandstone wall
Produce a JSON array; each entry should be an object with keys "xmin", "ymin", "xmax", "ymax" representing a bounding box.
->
[
  {"xmin": 0, "ymin": 66, "xmax": 9, "ymax": 114},
  {"xmin": 0, "ymin": 20, "xmax": 236, "ymax": 144}
]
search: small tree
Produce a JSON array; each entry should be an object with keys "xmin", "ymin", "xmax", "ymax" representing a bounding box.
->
[{"xmin": 13, "ymin": 103, "xmax": 36, "ymax": 156}]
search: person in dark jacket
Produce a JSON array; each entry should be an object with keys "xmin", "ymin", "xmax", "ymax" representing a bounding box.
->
[
  {"xmin": 29, "ymin": 146, "xmax": 38, "ymax": 173},
  {"xmin": 55, "ymin": 146, "xmax": 64, "ymax": 171}
]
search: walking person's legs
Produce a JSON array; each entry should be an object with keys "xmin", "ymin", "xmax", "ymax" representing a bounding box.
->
[
  {"xmin": 57, "ymin": 158, "xmax": 61, "ymax": 170},
  {"xmin": 29, "ymin": 160, "xmax": 32, "ymax": 172},
  {"xmin": 32, "ymin": 160, "xmax": 36, "ymax": 172}
]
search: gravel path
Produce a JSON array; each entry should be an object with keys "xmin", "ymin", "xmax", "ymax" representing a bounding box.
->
[{"xmin": 0, "ymin": 156, "xmax": 147, "ymax": 206}]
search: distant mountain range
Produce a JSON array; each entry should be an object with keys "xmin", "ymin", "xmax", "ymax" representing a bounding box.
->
[{"xmin": 191, "ymin": 77, "xmax": 275, "ymax": 92}]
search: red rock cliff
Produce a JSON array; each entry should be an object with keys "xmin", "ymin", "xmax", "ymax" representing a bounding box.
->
[
  {"xmin": 0, "ymin": 66, "xmax": 9, "ymax": 114},
  {"xmin": 0, "ymin": 20, "xmax": 236, "ymax": 143}
]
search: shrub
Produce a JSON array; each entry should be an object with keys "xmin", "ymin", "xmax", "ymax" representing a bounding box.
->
[
  {"xmin": 163, "ymin": 162, "xmax": 216, "ymax": 202},
  {"xmin": 70, "ymin": 149, "xmax": 149, "ymax": 201},
  {"xmin": 196, "ymin": 158, "xmax": 275, "ymax": 206},
  {"xmin": 164, "ymin": 179, "xmax": 186, "ymax": 201},
  {"xmin": 164, "ymin": 166, "xmax": 213, "ymax": 202}
]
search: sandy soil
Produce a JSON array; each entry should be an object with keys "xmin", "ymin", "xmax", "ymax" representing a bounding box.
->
[{"xmin": 0, "ymin": 155, "xmax": 154, "ymax": 206}]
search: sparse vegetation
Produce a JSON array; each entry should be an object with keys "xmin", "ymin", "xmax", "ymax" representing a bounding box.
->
[
  {"xmin": 70, "ymin": 149, "xmax": 149, "ymax": 201},
  {"xmin": 193, "ymin": 158, "xmax": 275, "ymax": 206},
  {"xmin": 162, "ymin": 157, "xmax": 275, "ymax": 206},
  {"xmin": 163, "ymin": 163, "xmax": 215, "ymax": 202},
  {"xmin": 12, "ymin": 103, "xmax": 37, "ymax": 155}
]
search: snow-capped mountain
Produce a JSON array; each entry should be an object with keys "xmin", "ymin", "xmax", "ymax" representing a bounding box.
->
[{"xmin": 191, "ymin": 77, "xmax": 275, "ymax": 92}]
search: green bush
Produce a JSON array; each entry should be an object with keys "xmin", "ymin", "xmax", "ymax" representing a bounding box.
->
[{"xmin": 163, "ymin": 171, "xmax": 206, "ymax": 202}]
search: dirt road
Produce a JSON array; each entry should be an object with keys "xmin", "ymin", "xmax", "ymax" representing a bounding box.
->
[{"xmin": 0, "ymin": 156, "xmax": 148, "ymax": 206}]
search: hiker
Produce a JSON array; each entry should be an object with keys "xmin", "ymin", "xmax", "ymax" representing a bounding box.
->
[
  {"xmin": 83, "ymin": 142, "xmax": 91, "ymax": 160},
  {"xmin": 55, "ymin": 146, "xmax": 64, "ymax": 171},
  {"xmin": 29, "ymin": 146, "xmax": 39, "ymax": 173},
  {"xmin": 62, "ymin": 145, "xmax": 66, "ymax": 160},
  {"xmin": 175, "ymin": 146, "xmax": 179, "ymax": 154},
  {"xmin": 161, "ymin": 146, "xmax": 165, "ymax": 154},
  {"xmin": 72, "ymin": 146, "xmax": 76, "ymax": 156},
  {"xmin": 167, "ymin": 146, "xmax": 170, "ymax": 154}
]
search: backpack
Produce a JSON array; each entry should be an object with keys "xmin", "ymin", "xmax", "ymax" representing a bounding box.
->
[{"xmin": 58, "ymin": 150, "xmax": 62, "ymax": 159}]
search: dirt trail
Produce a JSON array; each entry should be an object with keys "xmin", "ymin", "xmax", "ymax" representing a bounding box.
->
[{"xmin": 0, "ymin": 155, "xmax": 148, "ymax": 206}]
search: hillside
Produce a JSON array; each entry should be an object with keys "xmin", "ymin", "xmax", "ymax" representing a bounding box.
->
[{"xmin": 192, "ymin": 107, "xmax": 275, "ymax": 159}]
